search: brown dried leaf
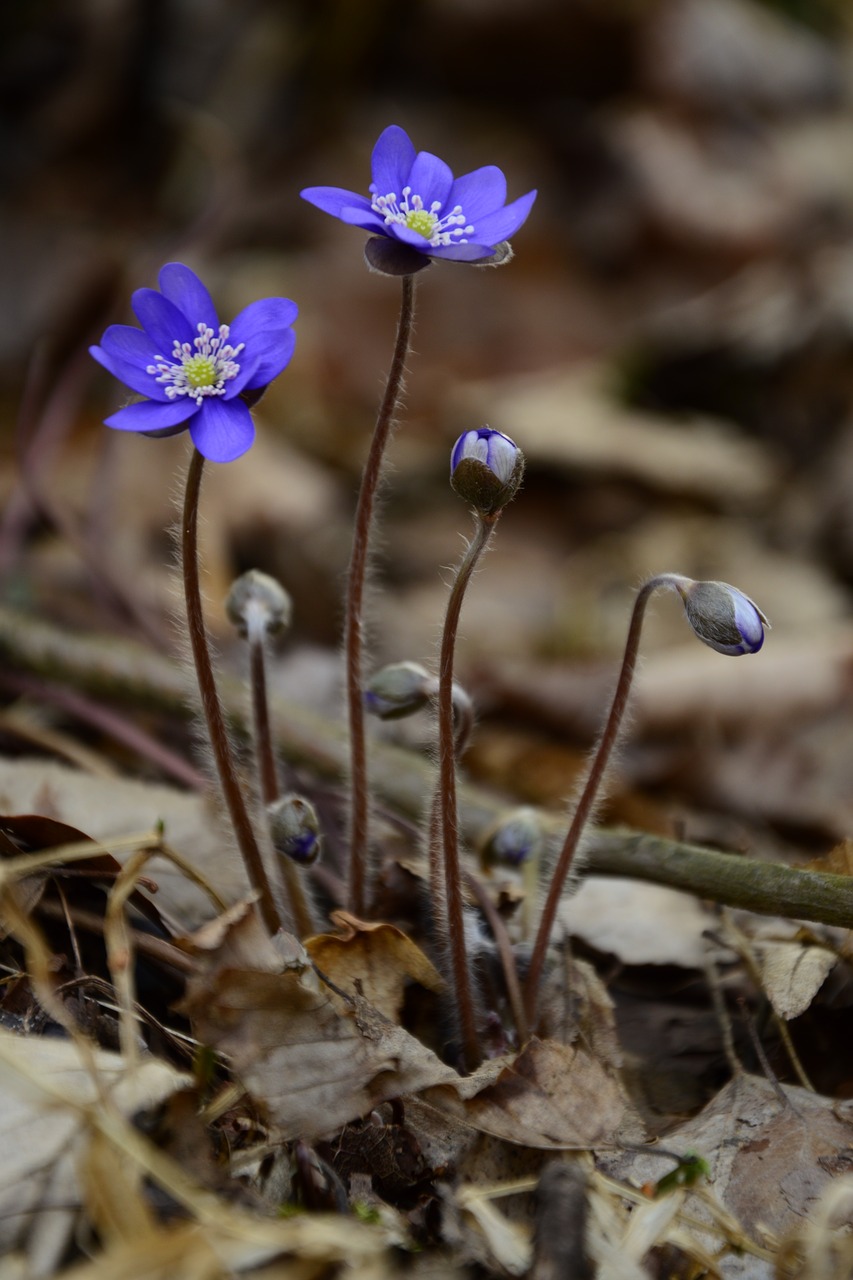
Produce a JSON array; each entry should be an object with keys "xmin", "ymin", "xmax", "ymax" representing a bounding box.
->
[
  {"xmin": 184, "ymin": 962, "xmax": 457, "ymax": 1142},
  {"xmin": 426, "ymin": 1038, "xmax": 638, "ymax": 1151},
  {"xmin": 305, "ymin": 910, "xmax": 444, "ymax": 1021},
  {"xmin": 753, "ymin": 940, "xmax": 837, "ymax": 1021}
]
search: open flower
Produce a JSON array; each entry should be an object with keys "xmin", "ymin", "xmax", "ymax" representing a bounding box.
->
[
  {"xmin": 90, "ymin": 263, "xmax": 297, "ymax": 463},
  {"xmin": 301, "ymin": 125, "xmax": 536, "ymax": 264}
]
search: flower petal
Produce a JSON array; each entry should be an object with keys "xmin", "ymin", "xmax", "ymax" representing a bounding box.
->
[
  {"xmin": 301, "ymin": 186, "xmax": 374, "ymax": 219},
  {"xmin": 190, "ymin": 397, "xmax": 255, "ymax": 463},
  {"xmin": 229, "ymin": 298, "xmax": 297, "ymax": 387},
  {"xmin": 465, "ymin": 188, "xmax": 537, "ymax": 247},
  {"xmin": 131, "ymin": 288, "xmax": 195, "ymax": 353},
  {"xmin": 448, "ymin": 166, "xmax": 507, "ymax": 222},
  {"xmin": 406, "ymin": 150, "xmax": 453, "ymax": 208},
  {"xmin": 103, "ymin": 397, "xmax": 197, "ymax": 433},
  {"xmin": 158, "ymin": 263, "xmax": 219, "ymax": 331},
  {"xmin": 370, "ymin": 125, "xmax": 416, "ymax": 197},
  {"xmin": 99, "ymin": 324, "xmax": 160, "ymax": 368},
  {"xmin": 90, "ymin": 344, "xmax": 170, "ymax": 400}
]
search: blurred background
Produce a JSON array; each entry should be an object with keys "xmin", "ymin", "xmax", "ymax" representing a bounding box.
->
[{"xmin": 3, "ymin": 0, "xmax": 853, "ymax": 867}]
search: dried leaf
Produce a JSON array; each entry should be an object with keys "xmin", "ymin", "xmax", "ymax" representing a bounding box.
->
[
  {"xmin": 427, "ymin": 1038, "xmax": 638, "ymax": 1151},
  {"xmin": 305, "ymin": 910, "xmax": 444, "ymax": 1021},
  {"xmin": 753, "ymin": 940, "xmax": 837, "ymax": 1020},
  {"xmin": 0, "ymin": 1028, "xmax": 190, "ymax": 1274}
]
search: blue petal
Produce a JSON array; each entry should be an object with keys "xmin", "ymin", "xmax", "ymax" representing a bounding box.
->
[
  {"xmin": 371, "ymin": 125, "xmax": 417, "ymax": 198},
  {"xmin": 448, "ymin": 166, "xmax": 507, "ymax": 221},
  {"xmin": 466, "ymin": 189, "xmax": 537, "ymax": 247},
  {"xmin": 90, "ymin": 344, "xmax": 170, "ymax": 400},
  {"xmin": 158, "ymin": 263, "xmax": 219, "ymax": 331},
  {"xmin": 132, "ymin": 288, "xmax": 195, "ymax": 353},
  {"xmin": 103, "ymin": 397, "xmax": 197, "ymax": 433},
  {"xmin": 301, "ymin": 186, "xmax": 374, "ymax": 218},
  {"xmin": 190, "ymin": 397, "xmax": 255, "ymax": 462},
  {"xmin": 229, "ymin": 298, "xmax": 297, "ymax": 387},
  {"xmin": 428, "ymin": 242, "xmax": 495, "ymax": 261},
  {"xmin": 389, "ymin": 224, "xmax": 438, "ymax": 254},
  {"xmin": 99, "ymin": 324, "xmax": 160, "ymax": 368},
  {"xmin": 406, "ymin": 151, "xmax": 453, "ymax": 208}
]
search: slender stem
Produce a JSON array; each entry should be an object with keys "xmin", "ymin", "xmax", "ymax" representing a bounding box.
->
[
  {"xmin": 345, "ymin": 273, "xmax": 416, "ymax": 917},
  {"xmin": 181, "ymin": 448, "xmax": 281, "ymax": 935},
  {"xmin": 464, "ymin": 870, "xmax": 529, "ymax": 1047},
  {"xmin": 428, "ymin": 683, "xmax": 475, "ymax": 928},
  {"xmin": 439, "ymin": 512, "xmax": 498, "ymax": 1071},
  {"xmin": 249, "ymin": 632, "xmax": 317, "ymax": 939},
  {"xmin": 524, "ymin": 575, "xmax": 666, "ymax": 1026}
]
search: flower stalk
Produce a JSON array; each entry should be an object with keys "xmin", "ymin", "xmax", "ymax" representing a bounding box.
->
[
  {"xmin": 345, "ymin": 272, "xmax": 416, "ymax": 917},
  {"xmin": 523, "ymin": 573, "xmax": 769, "ymax": 1028},
  {"xmin": 437, "ymin": 511, "xmax": 498, "ymax": 1071},
  {"xmin": 182, "ymin": 448, "xmax": 281, "ymax": 935}
]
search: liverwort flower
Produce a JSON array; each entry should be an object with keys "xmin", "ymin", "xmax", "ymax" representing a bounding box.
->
[
  {"xmin": 451, "ymin": 426, "xmax": 525, "ymax": 515},
  {"xmin": 301, "ymin": 125, "xmax": 537, "ymax": 270},
  {"xmin": 90, "ymin": 263, "xmax": 297, "ymax": 463},
  {"xmin": 268, "ymin": 794, "xmax": 322, "ymax": 866},
  {"xmin": 225, "ymin": 569, "xmax": 292, "ymax": 640},
  {"xmin": 674, "ymin": 578, "xmax": 769, "ymax": 656}
]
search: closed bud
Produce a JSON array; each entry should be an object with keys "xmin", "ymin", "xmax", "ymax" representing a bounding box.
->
[
  {"xmin": 364, "ymin": 661, "xmax": 436, "ymax": 720},
  {"xmin": 268, "ymin": 794, "xmax": 321, "ymax": 865},
  {"xmin": 676, "ymin": 579, "xmax": 769, "ymax": 656},
  {"xmin": 450, "ymin": 427, "xmax": 524, "ymax": 516},
  {"xmin": 225, "ymin": 570, "xmax": 292, "ymax": 639},
  {"xmin": 479, "ymin": 806, "xmax": 546, "ymax": 872}
]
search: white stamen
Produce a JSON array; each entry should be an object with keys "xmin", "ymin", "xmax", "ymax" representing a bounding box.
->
[
  {"xmin": 146, "ymin": 322, "xmax": 244, "ymax": 404},
  {"xmin": 370, "ymin": 187, "xmax": 475, "ymax": 247}
]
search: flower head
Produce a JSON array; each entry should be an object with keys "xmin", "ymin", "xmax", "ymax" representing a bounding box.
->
[
  {"xmin": 90, "ymin": 263, "xmax": 297, "ymax": 463},
  {"xmin": 450, "ymin": 426, "xmax": 525, "ymax": 514},
  {"xmin": 675, "ymin": 579, "xmax": 769, "ymax": 655},
  {"xmin": 301, "ymin": 125, "xmax": 536, "ymax": 266},
  {"xmin": 268, "ymin": 794, "xmax": 322, "ymax": 866}
]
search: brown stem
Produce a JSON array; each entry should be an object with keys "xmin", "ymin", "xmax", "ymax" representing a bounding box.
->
[
  {"xmin": 181, "ymin": 448, "xmax": 280, "ymax": 935},
  {"xmin": 344, "ymin": 274, "xmax": 416, "ymax": 918},
  {"xmin": 524, "ymin": 575, "xmax": 665, "ymax": 1026},
  {"xmin": 438, "ymin": 512, "xmax": 498, "ymax": 1071},
  {"xmin": 249, "ymin": 633, "xmax": 316, "ymax": 938}
]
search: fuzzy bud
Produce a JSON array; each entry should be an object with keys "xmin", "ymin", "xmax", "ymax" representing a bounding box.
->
[
  {"xmin": 364, "ymin": 661, "xmax": 436, "ymax": 720},
  {"xmin": 676, "ymin": 579, "xmax": 769, "ymax": 656},
  {"xmin": 450, "ymin": 427, "xmax": 524, "ymax": 516},
  {"xmin": 479, "ymin": 806, "xmax": 546, "ymax": 872},
  {"xmin": 225, "ymin": 570, "xmax": 292, "ymax": 640},
  {"xmin": 268, "ymin": 794, "xmax": 321, "ymax": 865}
]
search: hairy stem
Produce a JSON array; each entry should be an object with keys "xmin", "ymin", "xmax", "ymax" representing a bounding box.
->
[
  {"xmin": 525, "ymin": 575, "xmax": 664, "ymax": 1026},
  {"xmin": 249, "ymin": 632, "xmax": 317, "ymax": 938},
  {"xmin": 182, "ymin": 448, "xmax": 280, "ymax": 935},
  {"xmin": 438, "ymin": 512, "xmax": 498, "ymax": 1071},
  {"xmin": 345, "ymin": 274, "xmax": 416, "ymax": 917}
]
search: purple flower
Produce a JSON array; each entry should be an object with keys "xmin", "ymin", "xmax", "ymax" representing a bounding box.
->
[
  {"xmin": 677, "ymin": 580, "xmax": 769, "ymax": 656},
  {"xmin": 90, "ymin": 263, "xmax": 297, "ymax": 463},
  {"xmin": 450, "ymin": 426, "xmax": 525, "ymax": 514},
  {"xmin": 301, "ymin": 125, "xmax": 536, "ymax": 263}
]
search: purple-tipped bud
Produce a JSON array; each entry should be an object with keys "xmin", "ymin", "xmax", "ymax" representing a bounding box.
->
[
  {"xmin": 225, "ymin": 570, "xmax": 292, "ymax": 639},
  {"xmin": 450, "ymin": 426, "xmax": 524, "ymax": 516},
  {"xmin": 268, "ymin": 794, "xmax": 322, "ymax": 865},
  {"xmin": 677, "ymin": 580, "xmax": 769, "ymax": 656},
  {"xmin": 480, "ymin": 806, "xmax": 545, "ymax": 872},
  {"xmin": 364, "ymin": 661, "xmax": 435, "ymax": 720}
]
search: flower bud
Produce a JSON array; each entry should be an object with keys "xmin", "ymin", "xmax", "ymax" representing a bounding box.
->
[
  {"xmin": 479, "ymin": 806, "xmax": 545, "ymax": 872},
  {"xmin": 268, "ymin": 794, "xmax": 322, "ymax": 865},
  {"xmin": 676, "ymin": 579, "xmax": 769, "ymax": 656},
  {"xmin": 364, "ymin": 661, "xmax": 436, "ymax": 720},
  {"xmin": 450, "ymin": 427, "xmax": 524, "ymax": 516},
  {"xmin": 225, "ymin": 570, "xmax": 292, "ymax": 640}
]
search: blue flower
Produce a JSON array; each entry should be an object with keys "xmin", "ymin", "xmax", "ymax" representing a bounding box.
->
[
  {"xmin": 301, "ymin": 125, "xmax": 536, "ymax": 262},
  {"xmin": 90, "ymin": 263, "xmax": 298, "ymax": 463},
  {"xmin": 677, "ymin": 580, "xmax": 769, "ymax": 656}
]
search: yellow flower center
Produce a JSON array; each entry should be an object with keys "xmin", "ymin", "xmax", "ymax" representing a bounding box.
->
[
  {"xmin": 405, "ymin": 209, "xmax": 436, "ymax": 240},
  {"xmin": 184, "ymin": 355, "xmax": 217, "ymax": 388}
]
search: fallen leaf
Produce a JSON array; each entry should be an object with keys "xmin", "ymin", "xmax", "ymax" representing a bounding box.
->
[{"xmin": 305, "ymin": 910, "xmax": 444, "ymax": 1021}]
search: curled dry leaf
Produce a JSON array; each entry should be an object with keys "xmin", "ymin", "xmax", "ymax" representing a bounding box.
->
[
  {"xmin": 753, "ymin": 939, "xmax": 837, "ymax": 1021},
  {"xmin": 305, "ymin": 909, "xmax": 445, "ymax": 1021}
]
